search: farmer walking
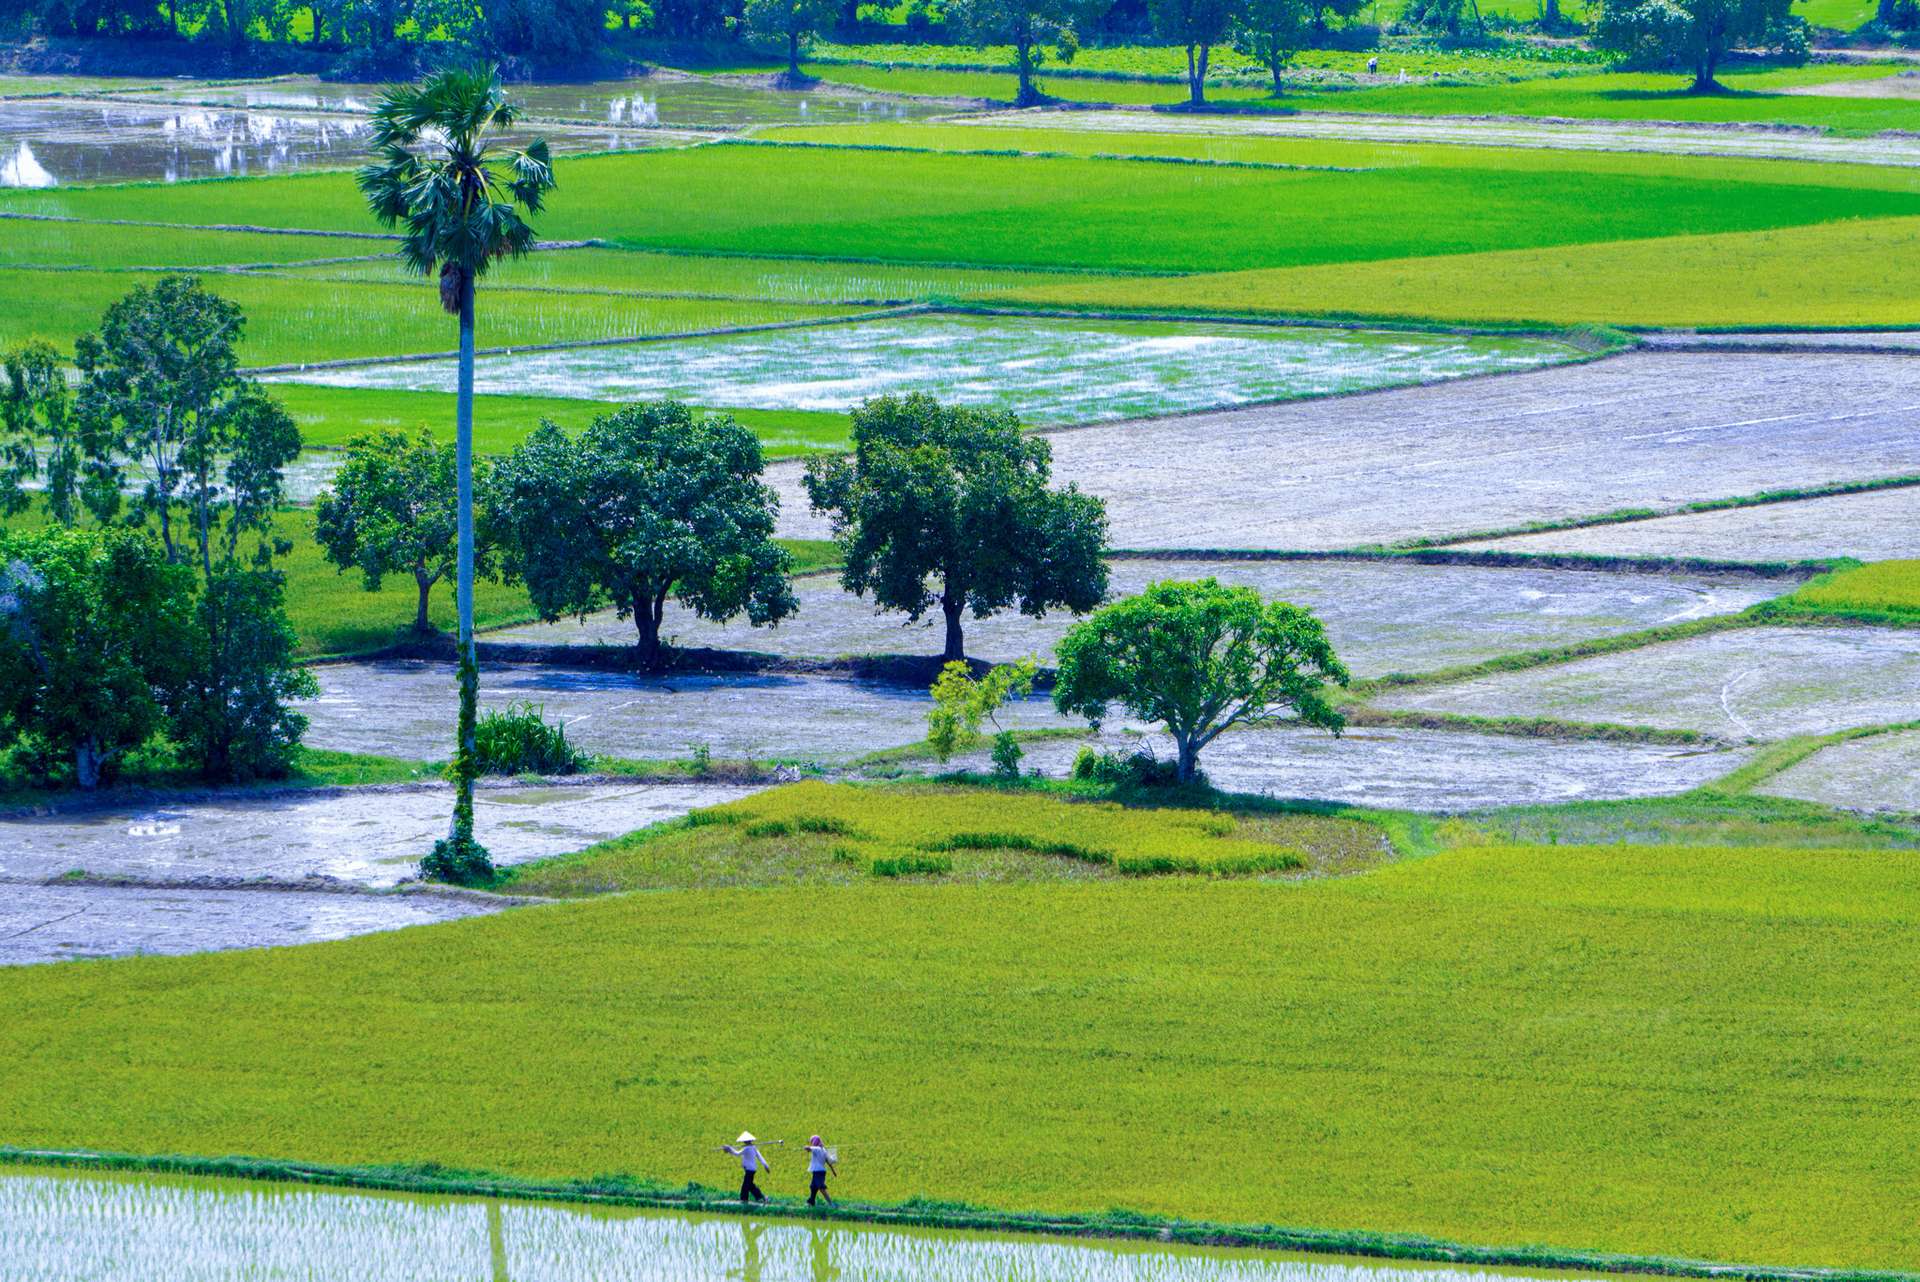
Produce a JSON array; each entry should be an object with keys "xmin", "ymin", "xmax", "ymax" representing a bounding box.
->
[
  {"xmin": 805, "ymin": 1135, "xmax": 837, "ymax": 1206},
  {"xmin": 722, "ymin": 1131, "xmax": 771, "ymax": 1204}
]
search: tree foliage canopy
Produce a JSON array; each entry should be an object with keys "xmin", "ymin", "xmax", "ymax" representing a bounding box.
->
[
  {"xmin": 1233, "ymin": 0, "xmax": 1313, "ymax": 93},
  {"xmin": 803, "ymin": 394, "xmax": 1108, "ymax": 663},
  {"xmin": 314, "ymin": 428, "xmax": 470, "ymax": 635},
  {"xmin": 1150, "ymin": 0, "xmax": 1241, "ymax": 103},
  {"xmin": 488, "ymin": 401, "xmax": 796, "ymax": 664},
  {"xmin": 1594, "ymin": 0, "xmax": 1806, "ymax": 89},
  {"xmin": 1052, "ymin": 578, "xmax": 1349, "ymax": 783},
  {"xmin": 356, "ymin": 64, "xmax": 555, "ymax": 313},
  {"xmin": 0, "ymin": 527, "xmax": 194, "ymax": 789},
  {"xmin": 947, "ymin": 0, "xmax": 1084, "ymax": 104},
  {"xmin": 0, "ymin": 340, "xmax": 85, "ymax": 526}
]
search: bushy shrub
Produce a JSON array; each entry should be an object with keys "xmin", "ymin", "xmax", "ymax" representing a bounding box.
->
[
  {"xmin": 990, "ymin": 731, "xmax": 1023, "ymax": 779},
  {"xmin": 421, "ymin": 833, "xmax": 496, "ymax": 888},
  {"xmin": 471, "ymin": 701, "xmax": 588, "ymax": 776},
  {"xmin": 1069, "ymin": 746, "xmax": 1198, "ymax": 789}
]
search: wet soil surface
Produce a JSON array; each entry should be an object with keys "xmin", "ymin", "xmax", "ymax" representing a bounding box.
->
[
  {"xmin": 953, "ymin": 107, "xmax": 1920, "ymax": 166},
  {"xmin": 1460, "ymin": 486, "xmax": 1919, "ymax": 563},
  {"xmin": 1757, "ymin": 730, "xmax": 1920, "ymax": 814},
  {"xmin": 0, "ymin": 781, "xmax": 766, "ymax": 888},
  {"xmin": 0, "ymin": 880, "xmax": 495, "ymax": 965},
  {"xmin": 764, "ymin": 351, "xmax": 1920, "ymax": 549},
  {"xmin": 1375, "ymin": 626, "xmax": 1920, "ymax": 740},
  {"xmin": 497, "ymin": 558, "xmax": 1785, "ymax": 676},
  {"xmin": 301, "ymin": 662, "xmax": 1079, "ymax": 763},
  {"xmin": 954, "ymin": 726, "xmax": 1748, "ymax": 812},
  {"xmin": 1636, "ymin": 331, "xmax": 1920, "ymax": 353}
]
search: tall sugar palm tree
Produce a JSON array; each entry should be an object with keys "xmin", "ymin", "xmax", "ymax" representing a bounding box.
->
[{"xmin": 357, "ymin": 66, "xmax": 555, "ymax": 882}]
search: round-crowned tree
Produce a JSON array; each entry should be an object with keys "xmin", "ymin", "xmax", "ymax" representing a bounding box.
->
[
  {"xmin": 803, "ymin": 394, "xmax": 1108, "ymax": 664},
  {"xmin": 488, "ymin": 401, "xmax": 797, "ymax": 668},
  {"xmin": 1052, "ymin": 578, "xmax": 1349, "ymax": 784}
]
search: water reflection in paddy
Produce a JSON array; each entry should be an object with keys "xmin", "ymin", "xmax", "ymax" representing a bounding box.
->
[
  {"xmin": 0, "ymin": 98, "xmax": 686, "ymax": 186},
  {"xmin": 0, "ymin": 1167, "xmax": 1629, "ymax": 1282}
]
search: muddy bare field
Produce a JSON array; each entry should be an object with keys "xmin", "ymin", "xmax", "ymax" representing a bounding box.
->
[
  {"xmin": 1758, "ymin": 730, "xmax": 1920, "ymax": 814},
  {"xmin": 961, "ymin": 726, "xmax": 1748, "ymax": 812},
  {"xmin": 0, "ymin": 880, "xmax": 495, "ymax": 964},
  {"xmin": 767, "ymin": 352, "xmax": 1920, "ymax": 549},
  {"xmin": 0, "ymin": 781, "xmax": 765, "ymax": 888},
  {"xmin": 1460, "ymin": 486, "xmax": 1919, "ymax": 562},
  {"xmin": 1376, "ymin": 625, "xmax": 1920, "ymax": 740},
  {"xmin": 301, "ymin": 662, "xmax": 1079, "ymax": 762},
  {"xmin": 499, "ymin": 558, "xmax": 1784, "ymax": 674},
  {"xmin": 951, "ymin": 107, "xmax": 1920, "ymax": 167}
]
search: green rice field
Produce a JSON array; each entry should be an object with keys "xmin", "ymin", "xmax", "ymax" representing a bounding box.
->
[{"xmin": 0, "ymin": 804, "xmax": 1912, "ymax": 1268}]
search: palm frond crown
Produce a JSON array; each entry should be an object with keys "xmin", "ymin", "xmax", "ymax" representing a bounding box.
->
[{"xmin": 355, "ymin": 65, "xmax": 557, "ymax": 314}]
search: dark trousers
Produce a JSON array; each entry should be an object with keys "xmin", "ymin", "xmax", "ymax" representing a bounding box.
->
[
  {"xmin": 740, "ymin": 1170, "xmax": 765, "ymax": 1203},
  {"xmin": 808, "ymin": 1171, "xmax": 831, "ymax": 1205}
]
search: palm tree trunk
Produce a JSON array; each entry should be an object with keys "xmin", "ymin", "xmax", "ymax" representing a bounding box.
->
[{"xmin": 451, "ymin": 275, "xmax": 479, "ymax": 848}]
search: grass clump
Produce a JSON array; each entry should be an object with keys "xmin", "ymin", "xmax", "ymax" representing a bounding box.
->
[
  {"xmin": 471, "ymin": 702, "xmax": 588, "ymax": 776},
  {"xmin": 500, "ymin": 780, "xmax": 1376, "ymax": 895}
]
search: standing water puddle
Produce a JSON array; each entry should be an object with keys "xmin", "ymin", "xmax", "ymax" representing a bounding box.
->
[{"xmin": 0, "ymin": 1166, "xmax": 1634, "ymax": 1282}]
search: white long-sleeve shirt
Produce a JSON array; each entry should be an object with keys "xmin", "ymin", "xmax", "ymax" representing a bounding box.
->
[{"xmin": 730, "ymin": 1144, "xmax": 766, "ymax": 1172}]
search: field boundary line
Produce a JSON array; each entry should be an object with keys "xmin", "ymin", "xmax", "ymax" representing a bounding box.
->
[
  {"xmin": 0, "ymin": 210, "xmax": 398, "ymax": 239},
  {"xmin": 240, "ymin": 305, "xmax": 927, "ymax": 374},
  {"xmin": 1697, "ymin": 720, "xmax": 1920, "ymax": 796},
  {"xmin": 1393, "ymin": 473, "xmax": 1920, "ymax": 551},
  {"xmin": 707, "ymin": 134, "xmax": 1373, "ymax": 173},
  {"xmin": 2, "ymin": 1147, "xmax": 1912, "ymax": 1282},
  {"xmin": 1107, "ymin": 547, "xmax": 1836, "ymax": 579}
]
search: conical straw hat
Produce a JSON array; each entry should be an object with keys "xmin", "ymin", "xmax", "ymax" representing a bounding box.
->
[{"xmin": 737, "ymin": 1132, "xmax": 756, "ymax": 1144}]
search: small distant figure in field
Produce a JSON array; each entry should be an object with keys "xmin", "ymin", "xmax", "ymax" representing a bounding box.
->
[
  {"xmin": 805, "ymin": 1135, "xmax": 838, "ymax": 1206},
  {"xmin": 1367, "ymin": 56, "xmax": 1378, "ymax": 74},
  {"xmin": 722, "ymin": 1131, "xmax": 771, "ymax": 1204}
]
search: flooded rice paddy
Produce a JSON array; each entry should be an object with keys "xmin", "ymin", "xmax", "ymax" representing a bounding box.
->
[
  {"xmin": 273, "ymin": 315, "xmax": 1579, "ymax": 427},
  {"xmin": 1756, "ymin": 730, "xmax": 1920, "ymax": 814},
  {"xmin": 765, "ymin": 351, "xmax": 1920, "ymax": 548},
  {"xmin": 978, "ymin": 727, "xmax": 1746, "ymax": 811},
  {"xmin": 0, "ymin": 881, "xmax": 492, "ymax": 964},
  {"xmin": 497, "ymin": 559, "xmax": 1785, "ymax": 676},
  {"xmin": 0, "ymin": 1165, "xmax": 1638, "ymax": 1282},
  {"xmin": 1461, "ymin": 486, "xmax": 1920, "ymax": 564},
  {"xmin": 0, "ymin": 74, "xmax": 946, "ymax": 186},
  {"xmin": 1375, "ymin": 626, "xmax": 1920, "ymax": 741},
  {"xmin": 0, "ymin": 97, "xmax": 689, "ymax": 187},
  {"xmin": 117, "ymin": 74, "xmax": 946, "ymax": 130},
  {"xmin": 0, "ymin": 781, "xmax": 764, "ymax": 889},
  {"xmin": 301, "ymin": 662, "xmax": 1078, "ymax": 763}
]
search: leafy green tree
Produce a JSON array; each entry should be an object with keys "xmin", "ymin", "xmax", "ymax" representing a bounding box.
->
[
  {"xmin": 1233, "ymin": 0, "xmax": 1311, "ymax": 94},
  {"xmin": 0, "ymin": 527, "xmax": 193, "ymax": 790},
  {"xmin": 488, "ymin": 402, "xmax": 797, "ymax": 668},
  {"xmin": 358, "ymin": 66, "xmax": 555, "ymax": 876},
  {"xmin": 73, "ymin": 276, "xmax": 311, "ymax": 783},
  {"xmin": 74, "ymin": 276, "xmax": 296, "ymax": 566},
  {"xmin": 804, "ymin": 395, "xmax": 1108, "ymax": 664},
  {"xmin": 948, "ymin": 0, "xmax": 1084, "ymax": 106},
  {"xmin": 1595, "ymin": 0, "xmax": 1805, "ymax": 91},
  {"xmin": 1052, "ymin": 578, "xmax": 1349, "ymax": 784},
  {"xmin": 745, "ymin": 0, "xmax": 839, "ymax": 77},
  {"xmin": 1, "ymin": 339, "xmax": 88, "ymax": 525},
  {"xmin": 927, "ymin": 654, "xmax": 1040, "ymax": 776},
  {"xmin": 314, "ymin": 429, "xmax": 471, "ymax": 636},
  {"xmin": 1151, "ymin": 0, "xmax": 1242, "ymax": 105}
]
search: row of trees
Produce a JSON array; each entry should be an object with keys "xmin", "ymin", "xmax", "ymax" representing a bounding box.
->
[
  {"xmin": 318, "ymin": 393, "xmax": 1110, "ymax": 668},
  {"xmin": 0, "ymin": 277, "xmax": 314, "ymax": 789}
]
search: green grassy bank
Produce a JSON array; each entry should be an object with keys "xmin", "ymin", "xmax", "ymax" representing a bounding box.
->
[{"xmin": 0, "ymin": 827, "xmax": 1912, "ymax": 1269}]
